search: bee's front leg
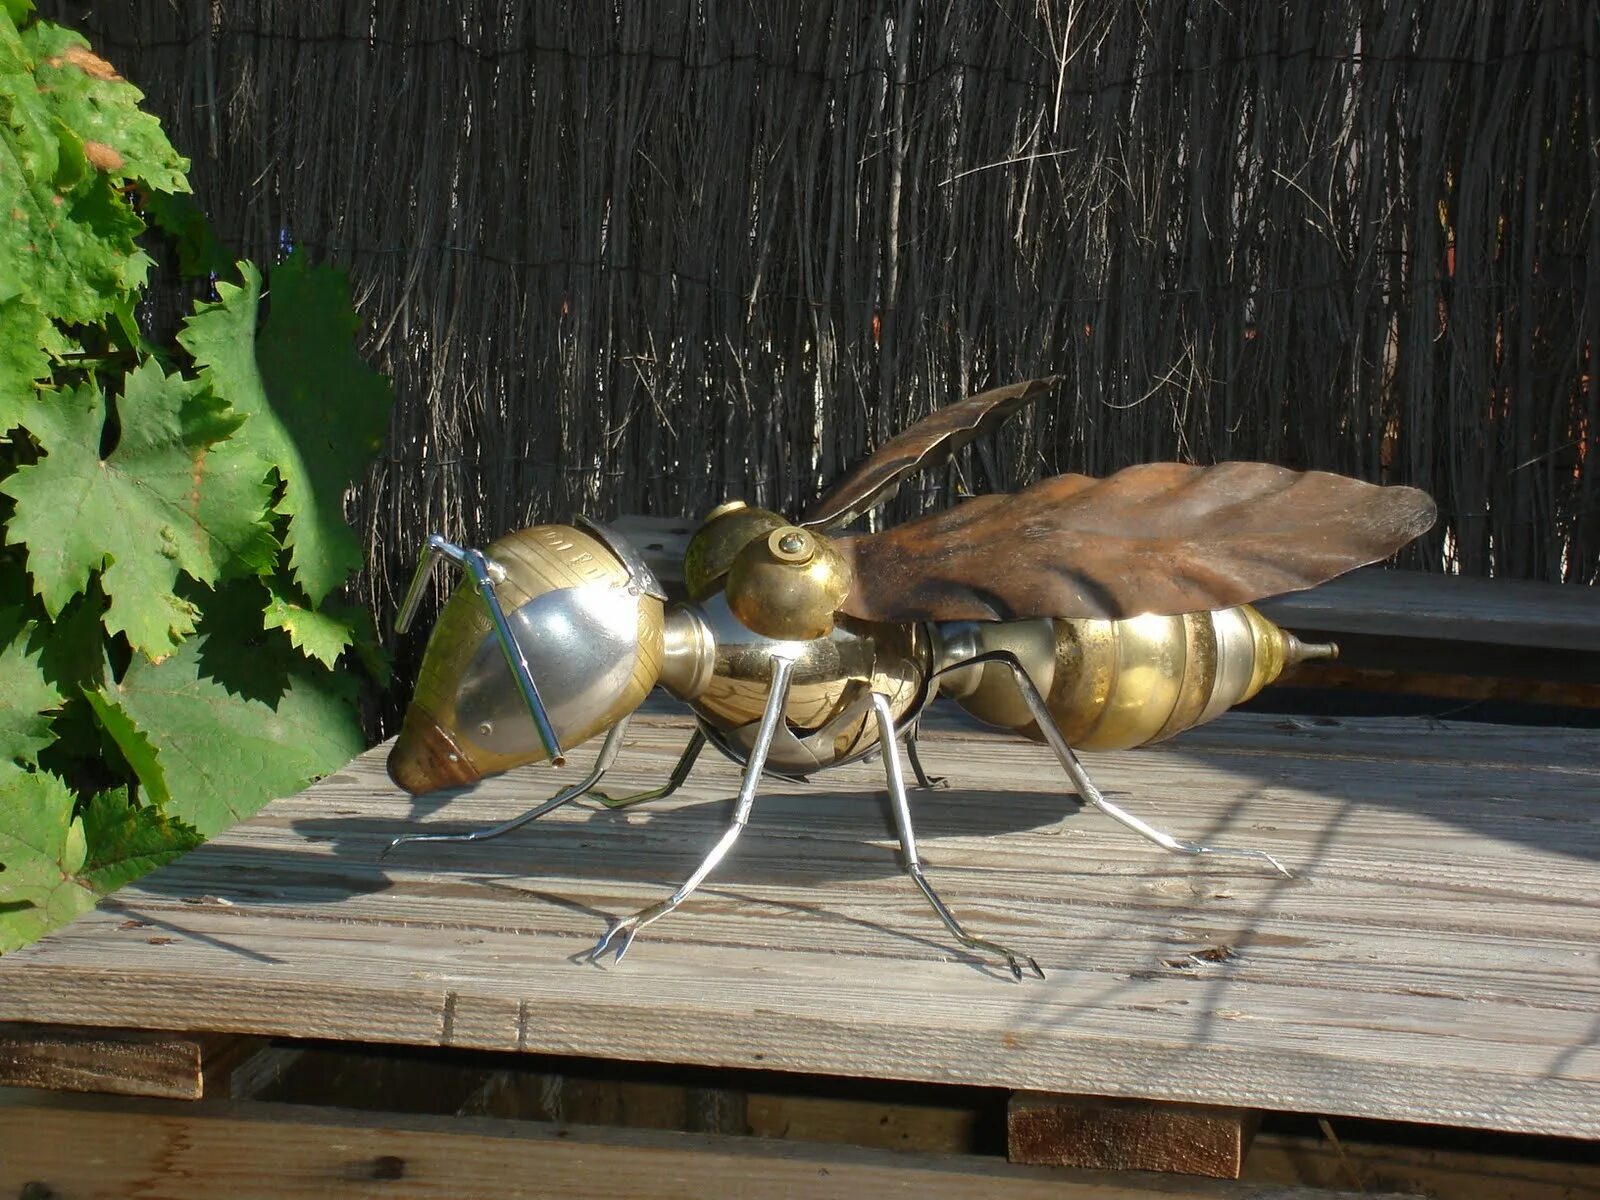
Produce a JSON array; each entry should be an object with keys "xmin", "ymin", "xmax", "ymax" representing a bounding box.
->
[
  {"xmin": 580, "ymin": 654, "xmax": 798, "ymax": 966},
  {"xmin": 871, "ymin": 693, "xmax": 1044, "ymax": 982},
  {"xmin": 381, "ymin": 716, "xmax": 634, "ymax": 858}
]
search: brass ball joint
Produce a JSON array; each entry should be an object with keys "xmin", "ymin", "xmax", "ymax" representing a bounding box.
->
[
  {"xmin": 724, "ymin": 525, "xmax": 853, "ymax": 641},
  {"xmin": 383, "ymin": 375, "xmax": 1434, "ymax": 979}
]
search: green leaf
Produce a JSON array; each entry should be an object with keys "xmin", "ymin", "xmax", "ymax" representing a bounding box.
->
[
  {"xmin": 0, "ymin": 767, "xmax": 95, "ymax": 953},
  {"xmin": 0, "ymin": 297, "xmax": 52, "ymax": 435},
  {"xmin": 181, "ymin": 255, "xmax": 393, "ymax": 604},
  {"xmin": 20, "ymin": 22, "xmax": 189, "ymax": 195},
  {"xmin": 0, "ymin": 771, "xmax": 197, "ymax": 952},
  {"xmin": 143, "ymin": 190, "xmax": 233, "ymax": 278},
  {"xmin": 81, "ymin": 686, "xmax": 168, "ymax": 806},
  {"xmin": 0, "ymin": 613, "xmax": 63, "ymax": 767},
  {"xmin": 2, "ymin": 4, "xmax": 34, "ymax": 26},
  {"xmin": 263, "ymin": 578, "xmax": 364, "ymax": 667},
  {"xmin": 0, "ymin": 12, "xmax": 175, "ymax": 327},
  {"xmin": 1, "ymin": 367, "xmax": 276, "ymax": 658},
  {"xmin": 78, "ymin": 788, "xmax": 200, "ymax": 893},
  {"xmin": 87, "ymin": 634, "xmax": 364, "ymax": 836}
]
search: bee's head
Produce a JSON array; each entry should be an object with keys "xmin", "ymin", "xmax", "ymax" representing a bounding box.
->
[{"xmin": 681, "ymin": 501, "xmax": 852, "ymax": 642}]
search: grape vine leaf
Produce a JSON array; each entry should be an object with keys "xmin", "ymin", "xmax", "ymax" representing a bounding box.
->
[
  {"xmin": 180, "ymin": 255, "xmax": 393, "ymax": 605},
  {"xmin": 88, "ymin": 634, "xmax": 364, "ymax": 836},
  {"xmin": 0, "ymin": 10, "xmax": 184, "ymax": 329},
  {"xmin": 0, "ymin": 615, "xmax": 62, "ymax": 767},
  {"xmin": 20, "ymin": 21, "xmax": 189, "ymax": 194},
  {"xmin": 0, "ymin": 770, "xmax": 200, "ymax": 952},
  {"xmin": 79, "ymin": 788, "xmax": 201, "ymax": 893},
  {"xmin": 0, "ymin": 298, "xmax": 53, "ymax": 435},
  {"xmin": 263, "ymin": 578, "xmax": 363, "ymax": 667},
  {"xmin": 1, "ymin": 365, "xmax": 276, "ymax": 658},
  {"xmin": 0, "ymin": 768, "xmax": 93, "ymax": 952},
  {"xmin": 81, "ymin": 687, "xmax": 168, "ymax": 806}
]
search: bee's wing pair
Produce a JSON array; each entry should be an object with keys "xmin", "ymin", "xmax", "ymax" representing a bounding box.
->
[{"xmin": 804, "ymin": 378, "xmax": 1438, "ymax": 623}]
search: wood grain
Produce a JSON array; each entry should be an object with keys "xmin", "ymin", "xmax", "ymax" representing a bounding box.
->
[
  {"xmin": 1008, "ymin": 1093, "xmax": 1259, "ymax": 1179},
  {"xmin": 0, "ymin": 1024, "xmax": 257, "ymax": 1100},
  {"xmin": 0, "ymin": 712, "xmax": 1595, "ymax": 1138},
  {"xmin": 1254, "ymin": 568, "xmax": 1600, "ymax": 652},
  {"xmin": 0, "ymin": 1091, "xmax": 1404, "ymax": 1200}
]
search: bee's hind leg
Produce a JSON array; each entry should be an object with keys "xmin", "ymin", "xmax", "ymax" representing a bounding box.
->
[
  {"xmin": 871, "ymin": 693, "xmax": 1043, "ymax": 982},
  {"xmin": 580, "ymin": 655, "xmax": 798, "ymax": 967},
  {"xmin": 382, "ymin": 716, "xmax": 633, "ymax": 858},
  {"xmin": 904, "ymin": 722, "xmax": 947, "ymax": 790},
  {"xmin": 988, "ymin": 656, "xmax": 1293, "ymax": 878}
]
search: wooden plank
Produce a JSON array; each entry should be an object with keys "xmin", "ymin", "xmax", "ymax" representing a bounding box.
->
[
  {"xmin": 0, "ymin": 1090, "xmax": 1403, "ymax": 1200},
  {"xmin": 1254, "ymin": 569, "xmax": 1600, "ymax": 652},
  {"xmin": 0, "ymin": 713, "xmax": 1595, "ymax": 1139},
  {"xmin": 746, "ymin": 1091, "xmax": 979, "ymax": 1153},
  {"xmin": 1277, "ymin": 663, "xmax": 1600, "ymax": 708},
  {"xmin": 1008, "ymin": 1093, "xmax": 1258, "ymax": 1178},
  {"xmin": 0, "ymin": 1023, "xmax": 258, "ymax": 1100},
  {"xmin": 1245, "ymin": 1132, "xmax": 1600, "ymax": 1200}
]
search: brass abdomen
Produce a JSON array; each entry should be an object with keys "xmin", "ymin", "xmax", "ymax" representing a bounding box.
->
[{"xmin": 937, "ymin": 606, "xmax": 1332, "ymax": 752}]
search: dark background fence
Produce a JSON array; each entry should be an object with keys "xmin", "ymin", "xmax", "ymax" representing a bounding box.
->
[{"xmin": 42, "ymin": 0, "xmax": 1598, "ymax": 699}]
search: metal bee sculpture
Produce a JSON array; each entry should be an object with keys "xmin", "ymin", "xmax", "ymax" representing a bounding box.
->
[{"xmin": 385, "ymin": 378, "xmax": 1436, "ymax": 979}]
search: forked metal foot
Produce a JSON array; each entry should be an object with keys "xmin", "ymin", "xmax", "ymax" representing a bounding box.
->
[
  {"xmin": 980, "ymin": 655, "xmax": 1293, "ymax": 878},
  {"xmin": 871, "ymin": 693, "xmax": 1043, "ymax": 981},
  {"xmin": 578, "ymin": 656, "xmax": 798, "ymax": 966},
  {"xmin": 382, "ymin": 719, "xmax": 631, "ymax": 858}
]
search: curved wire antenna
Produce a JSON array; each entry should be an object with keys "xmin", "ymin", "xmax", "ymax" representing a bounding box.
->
[{"xmin": 382, "ymin": 718, "xmax": 632, "ymax": 858}]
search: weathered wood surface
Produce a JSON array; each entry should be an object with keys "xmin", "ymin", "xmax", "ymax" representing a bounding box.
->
[
  {"xmin": 0, "ymin": 1024, "xmax": 256, "ymax": 1100},
  {"xmin": 0, "ymin": 710, "xmax": 1596, "ymax": 1138},
  {"xmin": 0, "ymin": 1091, "xmax": 1398, "ymax": 1200},
  {"xmin": 607, "ymin": 515, "xmax": 1600, "ymax": 651},
  {"xmin": 1253, "ymin": 568, "xmax": 1600, "ymax": 652},
  {"xmin": 1008, "ymin": 1093, "xmax": 1259, "ymax": 1178}
]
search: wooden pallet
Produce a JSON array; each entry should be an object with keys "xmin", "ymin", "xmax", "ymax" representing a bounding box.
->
[{"xmin": 1, "ymin": 704, "xmax": 1596, "ymax": 1196}]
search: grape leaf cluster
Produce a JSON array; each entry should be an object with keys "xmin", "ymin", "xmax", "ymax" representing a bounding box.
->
[{"xmin": 0, "ymin": 6, "xmax": 388, "ymax": 952}]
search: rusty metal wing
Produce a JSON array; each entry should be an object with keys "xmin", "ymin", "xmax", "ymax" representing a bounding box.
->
[
  {"xmin": 832, "ymin": 462, "xmax": 1437, "ymax": 622},
  {"xmin": 803, "ymin": 377, "xmax": 1062, "ymax": 531}
]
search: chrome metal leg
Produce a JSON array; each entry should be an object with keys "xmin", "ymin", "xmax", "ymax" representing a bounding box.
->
[
  {"xmin": 581, "ymin": 656, "xmax": 798, "ymax": 965},
  {"xmin": 992, "ymin": 659, "xmax": 1292, "ymax": 877},
  {"xmin": 871, "ymin": 693, "xmax": 1043, "ymax": 981},
  {"xmin": 589, "ymin": 728, "xmax": 708, "ymax": 809},
  {"xmin": 905, "ymin": 723, "xmax": 946, "ymax": 789},
  {"xmin": 381, "ymin": 718, "xmax": 631, "ymax": 858}
]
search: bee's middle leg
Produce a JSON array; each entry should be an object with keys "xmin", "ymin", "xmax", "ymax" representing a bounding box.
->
[
  {"xmin": 871, "ymin": 692, "xmax": 1043, "ymax": 981},
  {"xmin": 588, "ymin": 727, "xmax": 708, "ymax": 809}
]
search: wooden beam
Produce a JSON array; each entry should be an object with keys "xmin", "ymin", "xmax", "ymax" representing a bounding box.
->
[
  {"xmin": 0, "ymin": 1022, "xmax": 261, "ymax": 1100},
  {"xmin": 1245, "ymin": 1132, "xmax": 1599, "ymax": 1200},
  {"xmin": 1009, "ymin": 1093, "xmax": 1260, "ymax": 1179},
  {"xmin": 0, "ymin": 1090, "xmax": 1400, "ymax": 1200}
]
